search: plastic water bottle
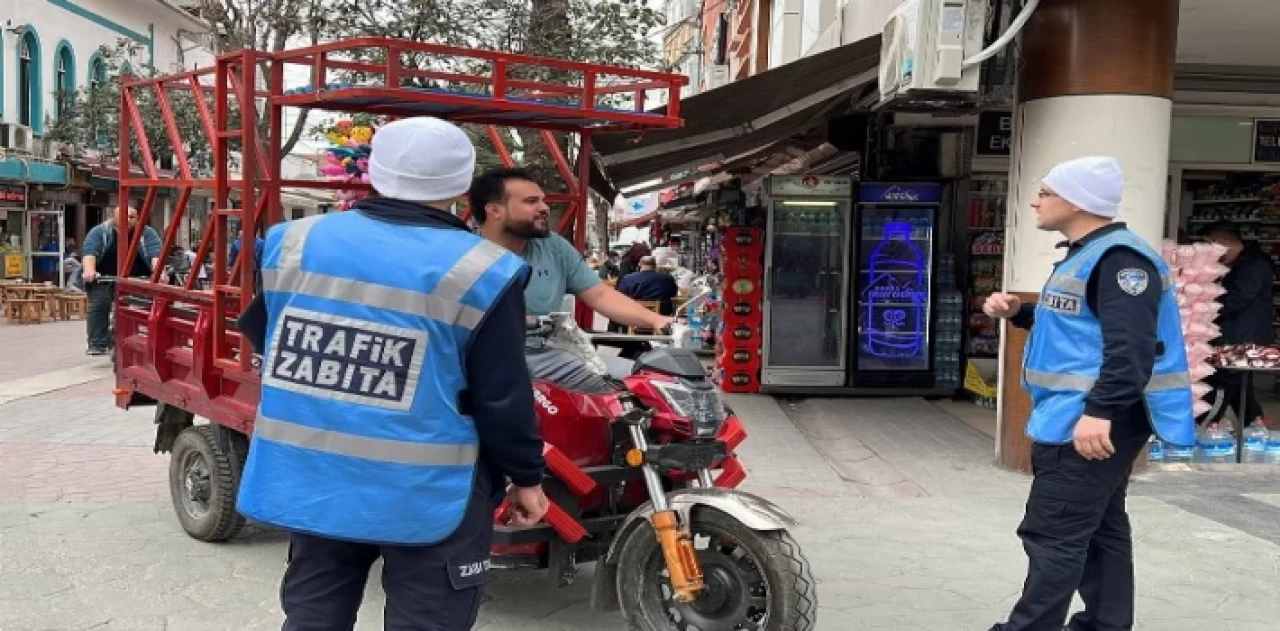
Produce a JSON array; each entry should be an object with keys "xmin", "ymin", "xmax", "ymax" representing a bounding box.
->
[
  {"xmin": 1196, "ymin": 423, "xmax": 1235, "ymax": 464},
  {"xmin": 1243, "ymin": 419, "xmax": 1271, "ymax": 464},
  {"xmin": 1266, "ymin": 428, "xmax": 1280, "ymax": 464},
  {"xmin": 1146, "ymin": 434, "xmax": 1165, "ymax": 463},
  {"xmin": 1165, "ymin": 439, "xmax": 1194, "ymax": 464}
]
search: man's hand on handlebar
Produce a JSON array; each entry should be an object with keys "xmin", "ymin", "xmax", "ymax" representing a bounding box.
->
[{"xmin": 82, "ymin": 270, "xmax": 99, "ymax": 283}]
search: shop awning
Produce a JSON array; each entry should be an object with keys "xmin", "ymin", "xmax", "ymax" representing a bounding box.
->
[{"xmin": 589, "ymin": 35, "xmax": 881, "ymax": 199}]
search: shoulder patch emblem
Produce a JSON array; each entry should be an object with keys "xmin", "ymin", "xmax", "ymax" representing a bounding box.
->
[{"xmin": 1116, "ymin": 268, "xmax": 1149, "ymax": 296}]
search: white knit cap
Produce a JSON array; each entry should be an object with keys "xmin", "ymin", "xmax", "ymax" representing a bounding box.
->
[
  {"xmin": 368, "ymin": 117, "xmax": 476, "ymax": 202},
  {"xmin": 1041, "ymin": 156, "xmax": 1125, "ymax": 218}
]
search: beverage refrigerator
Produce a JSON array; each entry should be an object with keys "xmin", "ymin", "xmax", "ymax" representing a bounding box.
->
[
  {"xmin": 849, "ymin": 183, "xmax": 942, "ymax": 389},
  {"xmin": 759, "ymin": 175, "xmax": 853, "ymax": 387}
]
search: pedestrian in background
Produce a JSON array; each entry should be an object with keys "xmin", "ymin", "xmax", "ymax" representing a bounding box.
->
[
  {"xmin": 235, "ymin": 116, "xmax": 548, "ymax": 630},
  {"xmin": 1202, "ymin": 221, "xmax": 1274, "ymax": 425},
  {"xmin": 983, "ymin": 156, "xmax": 1196, "ymax": 631}
]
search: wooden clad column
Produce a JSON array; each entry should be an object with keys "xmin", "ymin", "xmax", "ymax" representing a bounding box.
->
[{"xmin": 997, "ymin": 0, "xmax": 1180, "ymax": 472}]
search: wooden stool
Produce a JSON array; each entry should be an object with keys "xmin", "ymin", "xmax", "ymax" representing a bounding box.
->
[
  {"xmin": 56, "ymin": 294, "xmax": 88, "ymax": 320},
  {"xmin": 6, "ymin": 299, "xmax": 45, "ymax": 324}
]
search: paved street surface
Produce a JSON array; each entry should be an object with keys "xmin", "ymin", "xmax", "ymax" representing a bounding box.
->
[{"xmin": 2, "ymin": 322, "xmax": 1279, "ymax": 630}]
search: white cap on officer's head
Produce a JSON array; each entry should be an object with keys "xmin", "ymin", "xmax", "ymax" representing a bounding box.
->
[
  {"xmin": 368, "ymin": 117, "xmax": 476, "ymax": 202},
  {"xmin": 1041, "ymin": 156, "xmax": 1125, "ymax": 218}
]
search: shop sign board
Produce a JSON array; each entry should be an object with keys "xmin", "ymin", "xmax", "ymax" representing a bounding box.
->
[
  {"xmin": 0, "ymin": 186, "xmax": 26, "ymax": 206},
  {"xmin": 975, "ymin": 111, "xmax": 1013, "ymax": 157},
  {"xmin": 858, "ymin": 183, "xmax": 943, "ymax": 204},
  {"xmin": 768, "ymin": 175, "xmax": 852, "ymax": 197},
  {"xmin": 1253, "ymin": 119, "xmax": 1280, "ymax": 164},
  {"xmin": 3, "ymin": 255, "xmax": 23, "ymax": 278}
]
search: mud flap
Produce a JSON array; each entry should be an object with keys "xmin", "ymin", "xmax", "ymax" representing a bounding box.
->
[
  {"xmin": 590, "ymin": 555, "xmax": 621, "ymax": 613},
  {"xmin": 153, "ymin": 403, "xmax": 194, "ymax": 454}
]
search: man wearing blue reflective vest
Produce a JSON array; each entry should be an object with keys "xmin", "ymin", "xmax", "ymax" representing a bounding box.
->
[
  {"xmin": 235, "ymin": 116, "xmax": 549, "ymax": 630},
  {"xmin": 984, "ymin": 157, "xmax": 1196, "ymax": 631}
]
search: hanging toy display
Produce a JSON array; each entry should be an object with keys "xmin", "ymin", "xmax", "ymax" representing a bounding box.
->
[{"xmin": 318, "ymin": 118, "xmax": 377, "ymax": 210}]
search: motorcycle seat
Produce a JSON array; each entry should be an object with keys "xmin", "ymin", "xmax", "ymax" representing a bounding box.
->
[{"xmin": 602, "ymin": 356, "xmax": 635, "ymax": 381}]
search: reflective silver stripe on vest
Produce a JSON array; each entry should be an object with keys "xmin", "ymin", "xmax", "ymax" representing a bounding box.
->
[
  {"xmin": 433, "ymin": 240, "xmax": 510, "ymax": 303},
  {"xmin": 256, "ymin": 413, "xmax": 478, "ymax": 467},
  {"xmin": 1046, "ymin": 275, "xmax": 1087, "ymax": 296},
  {"xmin": 277, "ymin": 215, "xmax": 324, "ymax": 269},
  {"xmin": 1025, "ymin": 369, "xmax": 1191, "ymax": 393},
  {"xmin": 261, "ymin": 267, "xmax": 487, "ymax": 329}
]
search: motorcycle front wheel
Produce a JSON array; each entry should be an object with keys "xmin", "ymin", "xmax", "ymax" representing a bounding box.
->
[{"xmin": 614, "ymin": 507, "xmax": 817, "ymax": 631}]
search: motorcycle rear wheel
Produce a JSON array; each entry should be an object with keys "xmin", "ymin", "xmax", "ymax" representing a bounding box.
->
[{"xmin": 615, "ymin": 507, "xmax": 817, "ymax": 631}]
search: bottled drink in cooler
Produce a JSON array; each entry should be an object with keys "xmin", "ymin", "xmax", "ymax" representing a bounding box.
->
[{"xmin": 864, "ymin": 221, "xmax": 926, "ymax": 358}]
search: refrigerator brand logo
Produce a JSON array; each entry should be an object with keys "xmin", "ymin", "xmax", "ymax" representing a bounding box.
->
[
  {"xmin": 731, "ymin": 373, "xmax": 750, "ymax": 385},
  {"xmin": 733, "ymin": 233, "xmax": 755, "ymax": 246},
  {"xmin": 881, "ymin": 186, "xmax": 920, "ymax": 202}
]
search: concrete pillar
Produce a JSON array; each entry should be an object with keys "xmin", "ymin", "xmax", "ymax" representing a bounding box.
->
[{"xmin": 997, "ymin": 0, "xmax": 1180, "ymax": 472}]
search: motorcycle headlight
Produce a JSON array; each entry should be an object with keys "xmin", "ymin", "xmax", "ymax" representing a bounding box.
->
[{"xmin": 652, "ymin": 380, "xmax": 726, "ymax": 438}]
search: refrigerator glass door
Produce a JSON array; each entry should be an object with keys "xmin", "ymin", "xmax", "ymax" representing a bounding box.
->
[
  {"xmin": 765, "ymin": 199, "xmax": 849, "ymax": 370},
  {"xmin": 856, "ymin": 206, "xmax": 935, "ymax": 371}
]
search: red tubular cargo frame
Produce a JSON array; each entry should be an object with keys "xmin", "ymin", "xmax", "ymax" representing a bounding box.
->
[{"xmin": 111, "ymin": 38, "xmax": 685, "ymax": 430}]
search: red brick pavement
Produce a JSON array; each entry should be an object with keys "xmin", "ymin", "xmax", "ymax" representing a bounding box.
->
[{"xmin": 0, "ymin": 441, "xmax": 168, "ymax": 503}]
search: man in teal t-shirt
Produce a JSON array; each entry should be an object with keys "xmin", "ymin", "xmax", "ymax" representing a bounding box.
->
[
  {"xmin": 471, "ymin": 168, "xmax": 672, "ymax": 392},
  {"xmin": 471, "ymin": 168, "xmax": 671, "ymax": 329}
]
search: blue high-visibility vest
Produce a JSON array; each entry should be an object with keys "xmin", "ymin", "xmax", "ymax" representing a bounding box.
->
[
  {"xmin": 1022, "ymin": 229, "xmax": 1196, "ymax": 447},
  {"xmin": 236, "ymin": 212, "xmax": 529, "ymax": 544}
]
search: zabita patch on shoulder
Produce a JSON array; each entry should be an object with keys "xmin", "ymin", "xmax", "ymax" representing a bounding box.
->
[{"xmin": 1116, "ymin": 268, "xmax": 1149, "ymax": 296}]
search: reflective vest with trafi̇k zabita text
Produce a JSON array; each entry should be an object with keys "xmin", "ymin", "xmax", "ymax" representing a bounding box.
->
[
  {"xmin": 1021, "ymin": 229, "xmax": 1196, "ymax": 447},
  {"xmin": 236, "ymin": 211, "xmax": 529, "ymax": 544}
]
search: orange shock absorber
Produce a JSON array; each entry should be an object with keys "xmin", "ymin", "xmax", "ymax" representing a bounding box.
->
[{"xmin": 649, "ymin": 510, "xmax": 704, "ymax": 602}]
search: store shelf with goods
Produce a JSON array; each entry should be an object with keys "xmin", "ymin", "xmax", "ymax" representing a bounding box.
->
[{"xmin": 965, "ymin": 174, "xmax": 1009, "ymax": 359}]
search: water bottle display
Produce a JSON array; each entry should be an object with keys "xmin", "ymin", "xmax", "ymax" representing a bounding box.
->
[
  {"xmin": 858, "ymin": 213, "xmax": 932, "ymax": 371},
  {"xmin": 1243, "ymin": 419, "xmax": 1270, "ymax": 464}
]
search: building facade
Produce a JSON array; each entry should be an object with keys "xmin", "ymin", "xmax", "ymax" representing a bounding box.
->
[
  {"xmin": 606, "ymin": 0, "xmax": 1280, "ymax": 470},
  {"xmin": 0, "ymin": 0, "xmax": 216, "ymax": 282}
]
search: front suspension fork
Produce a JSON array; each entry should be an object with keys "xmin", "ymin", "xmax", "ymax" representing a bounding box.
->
[{"xmin": 627, "ymin": 424, "xmax": 705, "ymax": 602}]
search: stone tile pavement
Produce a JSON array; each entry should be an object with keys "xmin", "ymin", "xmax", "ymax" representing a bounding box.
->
[{"xmin": 1, "ymin": 341, "xmax": 1279, "ymax": 629}]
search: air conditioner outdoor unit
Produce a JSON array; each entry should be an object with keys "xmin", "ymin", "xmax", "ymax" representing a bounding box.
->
[
  {"xmin": 706, "ymin": 64, "xmax": 730, "ymax": 90},
  {"xmin": 879, "ymin": 0, "xmax": 988, "ymax": 103},
  {"xmin": 0, "ymin": 123, "xmax": 35, "ymax": 154}
]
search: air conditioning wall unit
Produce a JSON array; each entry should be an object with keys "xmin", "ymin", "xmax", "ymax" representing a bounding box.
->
[
  {"xmin": 879, "ymin": 0, "xmax": 988, "ymax": 103},
  {"xmin": 706, "ymin": 64, "xmax": 731, "ymax": 90},
  {"xmin": 0, "ymin": 123, "xmax": 35, "ymax": 154}
]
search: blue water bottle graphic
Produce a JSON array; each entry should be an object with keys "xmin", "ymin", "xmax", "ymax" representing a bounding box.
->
[{"xmin": 863, "ymin": 220, "xmax": 926, "ymax": 358}]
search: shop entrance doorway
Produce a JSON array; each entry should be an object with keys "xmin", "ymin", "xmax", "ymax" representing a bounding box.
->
[{"xmin": 25, "ymin": 209, "xmax": 65, "ymax": 286}]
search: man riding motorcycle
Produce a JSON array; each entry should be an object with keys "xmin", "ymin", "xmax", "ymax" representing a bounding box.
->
[{"xmin": 470, "ymin": 168, "xmax": 673, "ymax": 392}]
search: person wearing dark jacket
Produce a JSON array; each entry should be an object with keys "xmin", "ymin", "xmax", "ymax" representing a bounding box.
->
[
  {"xmin": 616, "ymin": 256, "xmax": 680, "ymax": 315},
  {"xmin": 1204, "ymin": 222, "xmax": 1275, "ymax": 424},
  {"xmin": 984, "ymin": 157, "xmax": 1195, "ymax": 631},
  {"xmin": 235, "ymin": 117, "xmax": 547, "ymax": 630}
]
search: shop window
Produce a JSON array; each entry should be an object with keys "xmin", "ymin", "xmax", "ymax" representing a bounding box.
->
[
  {"xmin": 16, "ymin": 28, "xmax": 43, "ymax": 133},
  {"xmin": 54, "ymin": 42, "xmax": 75, "ymax": 121}
]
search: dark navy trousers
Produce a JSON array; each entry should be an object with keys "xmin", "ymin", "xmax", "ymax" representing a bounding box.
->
[
  {"xmin": 280, "ymin": 475, "xmax": 495, "ymax": 631},
  {"xmin": 994, "ymin": 432, "xmax": 1148, "ymax": 631}
]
